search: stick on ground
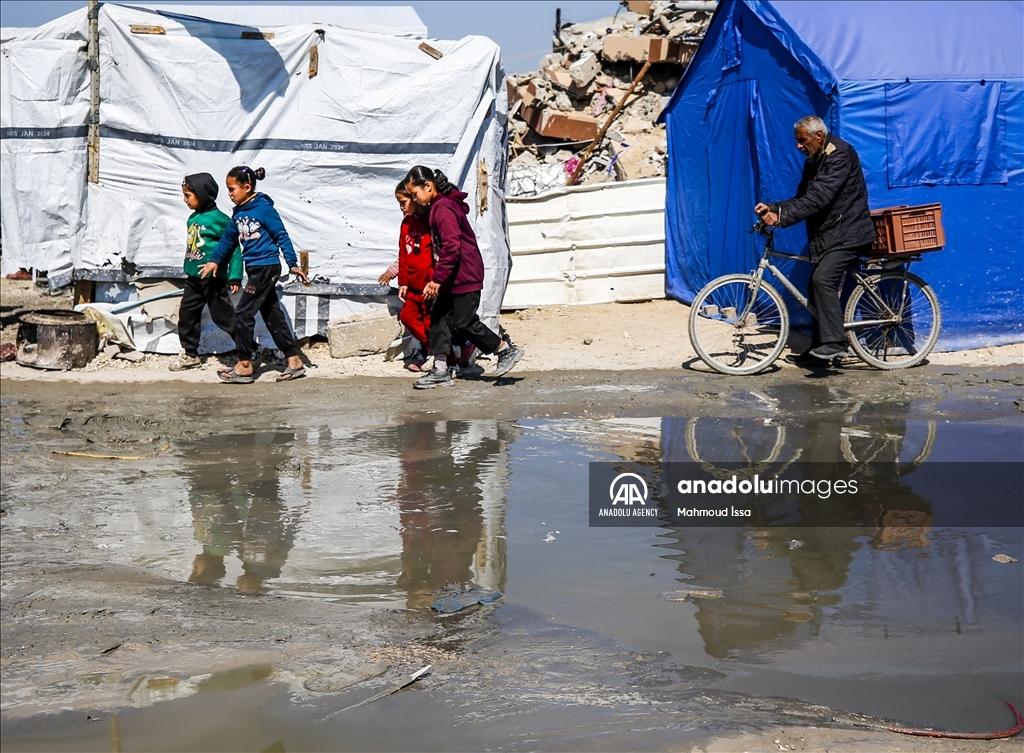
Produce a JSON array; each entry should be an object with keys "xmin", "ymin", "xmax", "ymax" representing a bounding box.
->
[{"xmin": 322, "ymin": 665, "xmax": 431, "ymax": 721}]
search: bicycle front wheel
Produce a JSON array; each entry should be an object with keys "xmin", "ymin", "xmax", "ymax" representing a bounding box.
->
[
  {"xmin": 846, "ymin": 271, "xmax": 941, "ymax": 369},
  {"xmin": 689, "ymin": 274, "xmax": 789, "ymax": 375}
]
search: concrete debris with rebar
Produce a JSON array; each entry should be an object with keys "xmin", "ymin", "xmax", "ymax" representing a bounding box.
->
[{"xmin": 507, "ymin": 1, "xmax": 715, "ymax": 196}]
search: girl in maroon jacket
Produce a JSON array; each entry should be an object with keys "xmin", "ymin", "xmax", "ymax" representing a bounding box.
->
[{"xmin": 404, "ymin": 166, "xmax": 523, "ymax": 389}]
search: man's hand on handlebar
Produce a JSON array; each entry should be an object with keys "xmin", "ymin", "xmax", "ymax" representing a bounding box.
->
[{"xmin": 754, "ymin": 203, "xmax": 779, "ymax": 227}]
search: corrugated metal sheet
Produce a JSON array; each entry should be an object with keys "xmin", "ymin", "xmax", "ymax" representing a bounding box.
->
[{"xmin": 504, "ymin": 178, "xmax": 666, "ymax": 308}]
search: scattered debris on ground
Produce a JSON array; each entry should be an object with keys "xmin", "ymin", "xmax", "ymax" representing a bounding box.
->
[
  {"xmin": 661, "ymin": 588, "xmax": 725, "ymax": 601},
  {"xmin": 507, "ymin": 1, "xmax": 714, "ymax": 196}
]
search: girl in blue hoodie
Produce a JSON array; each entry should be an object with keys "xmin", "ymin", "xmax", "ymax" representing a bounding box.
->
[{"xmin": 199, "ymin": 166, "xmax": 309, "ymax": 383}]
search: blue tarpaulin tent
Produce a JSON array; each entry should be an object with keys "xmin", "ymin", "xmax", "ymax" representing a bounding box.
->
[{"xmin": 659, "ymin": 0, "xmax": 1023, "ymax": 349}]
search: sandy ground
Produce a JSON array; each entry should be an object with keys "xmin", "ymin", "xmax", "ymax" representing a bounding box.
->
[{"xmin": 1, "ymin": 277, "xmax": 1021, "ymax": 384}]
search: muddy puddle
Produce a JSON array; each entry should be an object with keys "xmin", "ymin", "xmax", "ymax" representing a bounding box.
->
[{"xmin": 2, "ymin": 371, "xmax": 1022, "ymax": 751}]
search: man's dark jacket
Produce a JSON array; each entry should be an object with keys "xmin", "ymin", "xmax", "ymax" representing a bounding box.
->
[{"xmin": 769, "ymin": 134, "xmax": 876, "ymax": 261}]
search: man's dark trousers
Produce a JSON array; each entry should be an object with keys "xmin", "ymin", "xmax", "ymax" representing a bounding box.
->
[
  {"xmin": 806, "ymin": 245, "xmax": 866, "ymax": 347},
  {"xmin": 178, "ymin": 276, "xmax": 238, "ymax": 357}
]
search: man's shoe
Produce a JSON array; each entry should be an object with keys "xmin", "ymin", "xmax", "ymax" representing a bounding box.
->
[
  {"xmin": 414, "ymin": 365, "xmax": 454, "ymax": 389},
  {"xmin": 169, "ymin": 352, "xmax": 201, "ymax": 371},
  {"xmin": 784, "ymin": 350, "xmax": 817, "ymax": 366},
  {"xmin": 493, "ymin": 343, "xmax": 524, "ymax": 377},
  {"xmin": 809, "ymin": 343, "xmax": 850, "ymax": 360}
]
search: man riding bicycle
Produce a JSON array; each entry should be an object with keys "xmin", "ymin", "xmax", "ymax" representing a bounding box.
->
[{"xmin": 754, "ymin": 115, "xmax": 877, "ymax": 365}]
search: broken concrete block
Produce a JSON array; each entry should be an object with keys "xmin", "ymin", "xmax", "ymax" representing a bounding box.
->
[
  {"xmin": 532, "ymin": 108, "xmax": 600, "ymax": 141},
  {"xmin": 568, "ymin": 53, "xmax": 599, "ymax": 88},
  {"xmin": 538, "ymin": 52, "xmax": 562, "ymax": 69},
  {"xmin": 544, "ymin": 64, "xmax": 574, "ymax": 90},
  {"xmin": 626, "ymin": 0, "xmax": 653, "ymax": 15},
  {"xmin": 601, "ymin": 33, "xmax": 691, "ymax": 63},
  {"xmin": 550, "ymin": 90, "xmax": 573, "ymax": 111},
  {"xmin": 506, "ymin": 78, "xmax": 520, "ymax": 107},
  {"xmin": 515, "ymin": 82, "xmax": 538, "ymax": 110},
  {"xmin": 612, "ymin": 128, "xmax": 669, "ymax": 181},
  {"xmin": 327, "ymin": 312, "xmax": 400, "ymax": 358}
]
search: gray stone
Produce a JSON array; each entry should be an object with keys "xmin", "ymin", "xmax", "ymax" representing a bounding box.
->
[
  {"xmin": 114, "ymin": 350, "xmax": 145, "ymax": 363},
  {"xmin": 327, "ymin": 312, "xmax": 401, "ymax": 358}
]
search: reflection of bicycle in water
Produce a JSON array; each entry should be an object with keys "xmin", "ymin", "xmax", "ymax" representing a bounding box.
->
[
  {"xmin": 689, "ymin": 222, "xmax": 941, "ymax": 375},
  {"xmin": 839, "ymin": 405, "xmax": 937, "ymax": 477},
  {"xmin": 685, "ymin": 410, "xmax": 801, "ymax": 479},
  {"xmin": 683, "ymin": 407, "xmax": 936, "ymax": 478}
]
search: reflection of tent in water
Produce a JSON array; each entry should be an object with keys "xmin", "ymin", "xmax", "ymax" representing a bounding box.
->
[
  {"xmin": 659, "ymin": 0, "xmax": 1024, "ymax": 349},
  {"xmin": 1, "ymin": 2, "xmax": 510, "ymax": 345}
]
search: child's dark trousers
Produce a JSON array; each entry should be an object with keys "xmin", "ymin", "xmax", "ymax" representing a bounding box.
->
[
  {"xmin": 428, "ymin": 289, "xmax": 500, "ymax": 356},
  {"xmin": 178, "ymin": 275, "xmax": 237, "ymax": 357},
  {"xmin": 232, "ymin": 264, "xmax": 299, "ymax": 360}
]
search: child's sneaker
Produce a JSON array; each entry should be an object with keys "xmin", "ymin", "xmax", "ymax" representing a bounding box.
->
[
  {"xmin": 169, "ymin": 352, "xmax": 201, "ymax": 371},
  {"xmin": 493, "ymin": 343, "xmax": 524, "ymax": 377},
  {"xmin": 414, "ymin": 364, "xmax": 455, "ymax": 389}
]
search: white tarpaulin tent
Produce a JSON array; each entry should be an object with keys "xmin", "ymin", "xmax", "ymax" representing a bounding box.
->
[
  {"xmin": 137, "ymin": 4, "xmax": 429, "ymax": 39},
  {"xmin": 1, "ymin": 3, "xmax": 511, "ymax": 343}
]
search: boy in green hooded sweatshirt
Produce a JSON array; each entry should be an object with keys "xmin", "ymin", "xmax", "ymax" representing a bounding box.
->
[{"xmin": 171, "ymin": 172, "xmax": 243, "ymax": 371}]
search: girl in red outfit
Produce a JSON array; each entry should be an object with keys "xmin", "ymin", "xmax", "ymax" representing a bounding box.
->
[
  {"xmin": 395, "ymin": 182, "xmax": 434, "ymax": 370},
  {"xmin": 383, "ymin": 181, "xmax": 477, "ymax": 373},
  {"xmin": 404, "ymin": 166, "xmax": 523, "ymax": 389}
]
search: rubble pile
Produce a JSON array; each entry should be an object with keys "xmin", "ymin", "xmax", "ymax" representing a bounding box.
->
[{"xmin": 506, "ymin": 1, "xmax": 714, "ymax": 196}]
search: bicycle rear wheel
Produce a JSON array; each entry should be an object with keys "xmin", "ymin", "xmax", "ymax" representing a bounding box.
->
[
  {"xmin": 845, "ymin": 271, "xmax": 940, "ymax": 369},
  {"xmin": 689, "ymin": 274, "xmax": 789, "ymax": 375}
]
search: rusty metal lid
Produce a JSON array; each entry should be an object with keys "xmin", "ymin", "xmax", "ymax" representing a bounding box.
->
[{"xmin": 20, "ymin": 310, "xmax": 93, "ymax": 326}]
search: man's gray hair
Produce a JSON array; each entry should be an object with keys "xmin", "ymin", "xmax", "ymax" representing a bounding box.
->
[{"xmin": 794, "ymin": 115, "xmax": 829, "ymax": 136}]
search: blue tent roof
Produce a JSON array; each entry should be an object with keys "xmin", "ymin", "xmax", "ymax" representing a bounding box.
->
[
  {"xmin": 659, "ymin": 0, "xmax": 1024, "ymax": 350},
  {"xmin": 772, "ymin": 1, "xmax": 1024, "ymax": 80}
]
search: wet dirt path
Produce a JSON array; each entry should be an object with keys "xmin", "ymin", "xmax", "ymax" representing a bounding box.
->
[{"xmin": 2, "ymin": 367, "xmax": 1022, "ymax": 751}]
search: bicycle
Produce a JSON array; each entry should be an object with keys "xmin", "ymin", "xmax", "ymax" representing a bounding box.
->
[{"xmin": 688, "ymin": 222, "xmax": 941, "ymax": 375}]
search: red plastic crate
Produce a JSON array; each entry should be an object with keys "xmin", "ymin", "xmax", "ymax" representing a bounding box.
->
[{"xmin": 868, "ymin": 203, "xmax": 945, "ymax": 256}]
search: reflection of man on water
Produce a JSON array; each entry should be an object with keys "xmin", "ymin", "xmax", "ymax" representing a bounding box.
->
[
  {"xmin": 185, "ymin": 432, "xmax": 299, "ymax": 595},
  {"xmin": 661, "ymin": 383, "xmax": 937, "ymax": 658}
]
